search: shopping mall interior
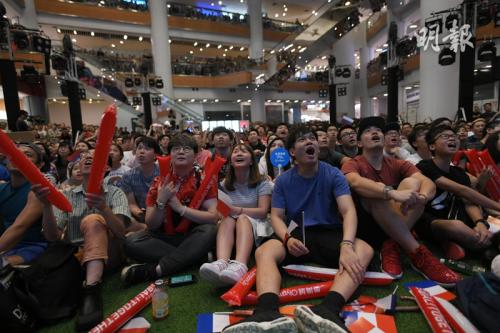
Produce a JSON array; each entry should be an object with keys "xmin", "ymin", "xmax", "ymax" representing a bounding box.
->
[{"xmin": 0, "ymin": 0, "xmax": 498, "ymax": 133}]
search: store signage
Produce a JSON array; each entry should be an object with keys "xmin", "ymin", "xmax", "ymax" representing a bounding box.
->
[{"xmin": 416, "ymin": 20, "xmax": 473, "ymax": 53}]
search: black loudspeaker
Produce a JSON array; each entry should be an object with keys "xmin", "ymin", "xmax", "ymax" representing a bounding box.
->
[
  {"xmin": 155, "ymin": 78, "xmax": 164, "ymax": 89},
  {"xmin": 342, "ymin": 68, "xmax": 351, "ymax": 78},
  {"xmin": 335, "ymin": 68, "xmax": 343, "ymax": 77},
  {"xmin": 477, "ymin": 6, "xmax": 491, "ymax": 27},
  {"xmin": 478, "ymin": 41, "xmax": 497, "ymax": 62},
  {"xmin": 438, "ymin": 47, "xmax": 456, "ymax": 66},
  {"xmin": 13, "ymin": 31, "xmax": 29, "ymax": 49},
  {"xmin": 124, "ymin": 77, "xmax": 134, "ymax": 87},
  {"xmin": 149, "ymin": 78, "xmax": 155, "ymax": 86},
  {"xmin": 134, "ymin": 77, "xmax": 142, "ymax": 86}
]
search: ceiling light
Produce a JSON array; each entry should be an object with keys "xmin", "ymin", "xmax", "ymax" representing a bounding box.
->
[
  {"xmin": 190, "ymin": 99, "xmax": 195, "ymax": 102},
  {"xmin": 240, "ymin": 0, "xmax": 244, "ymax": 2},
  {"xmin": 275, "ymin": 13, "xmax": 279, "ymax": 18},
  {"xmin": 178, "ymin": 99, "xmax": 183, "ymax": 102},
  {"xmin": 138, "ymin": 36, "xmax": 143, "ymax": 41},
  {"xmin": 409, "ymin": 24, "xmax": 418, "ymax": 29},
  {"xmin": 247, "ymin": 99, "xmax": 251, "ymax": 102},
  {"xmin": 73, "ymin": 30, "xmax": 77, "ymax": 35},
  {"xmin": 193, "ymin": 42, "xmax": 198, "ymax": 47},
  {"xmin": 111, "ymin": 43, "xmax": 116, "ymax": 48},
  {"xmin": 321, "ymin": 56, "xmax": 327, "ymax": 60},
  {"xmin": 169, "ymin": 39, "xmax": 172, "ymax": 43},
  {"xmin": 57, "ymin": 28, "xmax": 61, "ymax": 33},
  {"xmin": 211, "ymin": 2, "xmax": 215, "ymax": 6},
  {"xmin": 218, "ymin": 0, "xmax": 222, "ymax": 5},
  {"xmin": 229, "ymin": 45, "xmax": 234, "ymax": 50},
  {"xmin": 72, "ymin": 38, "xmax": 77, "ymax": 43},
  {"xmin": 237, "ymin": 99, "xmax": 242, "ymax": 102},
  {"xmin": 223, "ymin": 53, "xmax": 226, "ymax": 57},
  {"xmin": 405, "ymin": 86, "xmax": 412, "ymax": 90},
  {"xmin": 120, "ymin": 40, "xmax": 124, "ymax": 44},
  {"xmin": 206, "ymin": 43, "xmax": 210, "ymax": 48},
  {"xmin": 123, "ymin": 35, "xmax": 128, "ymax": 40},
  {"xmin": 376, "ymin": 48, "xmax": 383, "ymax": 52},
  {"xmin": 190, "ymin": 50, "xmax": 194, "ymax": 54},
  {"xmin": 294, "ymin": 99, "xmax": 299, "ymax": 103},
  {"xmin": 203, "ymin": 99, "xmax": 207, "ymax": 102},
  {"xmin": 217, "ymin": 44, "xmax": 222, "ymax": 49},
  {"xmin": 383, "ymin": 43, "xmax": 388, "ymax": 47},
  {"xmin": 372, "ymin": 97, "xmax": 378, "ymax": 100},
  {"xmin": 283, "ymin": 13, "xmax": 286, "ymax": 17},
  {"xmin": 215, "ymin": 99, "xmax": 219, "ymax": 102},
  {"xmin": 240, "ymin": 46, "xmax": 245, "ymax": 51},
  {"xmin": 345, "ymin": 1, "xmax": 351, "ymax": 5},
  {"xmin": 383, "ymin": 93, "xmax": 388, "ymax": 96}
]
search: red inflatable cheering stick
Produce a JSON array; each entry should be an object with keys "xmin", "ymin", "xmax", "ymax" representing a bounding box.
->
[
  {"xmin": 87, "ymin": 105, "xmax": 117, "ymax": 195},
  {"xmin": 0, "ymin": 129, "xmax": 72, "ymax": 212},
  {"xmin": 157, "ymin": 155, "xmax": 171, "ymax": 178}
]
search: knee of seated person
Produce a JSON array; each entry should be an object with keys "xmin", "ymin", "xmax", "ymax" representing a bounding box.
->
[
  {"xmin": 80, "ymin": 213, "xmax": 106, "ymax": 233},
  {"xmin": 355, "ymin": 238, "xmax": 374, "ymax": 259},
  {"xmin": 399, "ymin": 177, "xmax": 421, "ymax": 191},
  {"xmin": 236, "ymin": 215, "xmax": 251, "ymax": 225}
]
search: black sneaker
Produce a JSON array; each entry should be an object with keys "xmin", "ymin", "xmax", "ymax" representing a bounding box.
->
[
  {"xmin": 75, "ymin": 281, "xmax": 103, "ymax": 332},
  {"xmin": 222, "ymin": 310, "xmax": 297, "ymax": 333},
  {"xmin": 294, "ymin": 305, "xmax": 348, "ymax": 333},
  {"xmin": 121, "ymin": 263, "xmax": 157, "ymax": 287}
]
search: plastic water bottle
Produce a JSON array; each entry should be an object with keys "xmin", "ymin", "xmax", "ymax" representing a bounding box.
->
[
  {"xmin": 152, "ymin": 279, "xmax": 169, "ymax": 320},
  {"xmin": 440, "ymin": 258, "xmax": 486, "ymax": 275}
]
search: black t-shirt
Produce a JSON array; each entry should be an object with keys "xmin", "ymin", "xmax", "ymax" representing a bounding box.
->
[
  {"xmin": 319, "ymin": 147, "xmax": 344, "ymax": 169},
  {"xmin": 16, "ymin": 118, "xmax": 29, "ymax": 131},
  {"xmin": 416, "ymin": 159, "xmax": 471, "ymax": 220}
]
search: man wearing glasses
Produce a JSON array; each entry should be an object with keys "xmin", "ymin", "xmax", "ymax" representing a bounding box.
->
[
  {"xmin": 336, "ymin": 125, "xmax": 359, "ymax": 158},
  {"xmin": 415, "ymin": 125, "xmax": 500, "ymax": 260},
  {"xmin": 121, "ymin": 134, "xmax": 219, "ymax": 286}
]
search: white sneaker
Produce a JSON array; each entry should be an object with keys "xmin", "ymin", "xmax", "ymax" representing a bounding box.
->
[
  {"xmin": 219, "ymin": 260, "xmax": 248, "ymax": 285},
  {"xmin": 199, "ymin": 259, "xmax": 228, "ymax": 286}
]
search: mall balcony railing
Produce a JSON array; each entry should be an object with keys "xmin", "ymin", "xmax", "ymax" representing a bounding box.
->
[{"xmin": 72, "ymin": 49, "xmax": 203, "ymax": 122}]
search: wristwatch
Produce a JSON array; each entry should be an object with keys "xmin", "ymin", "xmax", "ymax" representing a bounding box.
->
[
  {"xmin": 475, "ymin": 219, "xmax": 490, "ymax": 229},
  {"xmin": 156, "ymin": 200, "xmax": 167, "ymax": 210},
  {"xmin": 383, "ymin": 185, "xmax": 394, "ymax": 200}
]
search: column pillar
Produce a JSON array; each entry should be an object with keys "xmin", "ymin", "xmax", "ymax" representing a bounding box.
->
[
  {"xmin": 248, "ymin": 0, "xmax": 263, "ymax": 61},
  {"xmin": 21, "ymin": 0, "xmax": 39, "ymax": 30},
  {"xmin": 292, "ymin": 103, "xmax": 301, "ymax": 124},
  {"xmin": 250, "ymin": 90, "xmax": 265, "ymax": 122},
  {"xmin": 359, "ymin": 44, "xmax": 371, "ymax": 117},
  {"xmin": 332, "ymin": 38, "xmax": 355, "ymax": 119},
  {"xmin": 149, "ymin": 0, "xmax": 174, "ymax": 123},
  {"xmin": 419, "ymin": 0, "xmax": 462, "ymax": 122}
]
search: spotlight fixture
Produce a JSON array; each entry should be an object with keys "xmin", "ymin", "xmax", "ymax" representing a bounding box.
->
[
  {"xmin": 152, "ymin": 96, "xmax": 162, "ymax": 106},
  {"xmin": 478, "ymin": 41, "xmax": 497, "ymax": 62},
  {"xmin": 335, "ymin": 68, "xmax": 343, "ymax": 77},
  {"xmin": 438, "ymin": 47, "xmax": 455, "ymax": 66},
  {"xmin": 32, "ymin": 35, "xmax": 52, "ymax": 55},
  {"xmin": 495, "ymin": 9, "xmax": 500, "ymax": 27},
  {"xmin": 132, "ymin": 96, "xmax": 142, "ymax": 106},
  {"xmin": 13, "ymin": 31, "xmax": 29, "ymax": 49},
  {"xmin": 396, "ymin": 36, "xmax": 417, "ymax": 57},
  {"xmin": 124, "ymin": 77, "xmax": 134, "ymax": 87},
  {"xmin": 134, "ymin": 77, "xmax": 142, "ymax": 86},
  {"xmin": 51, "ymin": 53, "xmax": 67, "ymax": 71},
  {"xmin": 477, "ymin": 6, "xmax": 491, "ymax": 27},
  {"xmin": 155, "ymin": 78, "xmax": 164, "ymax": 89},
  {"xmin": 445, "ymin": 13, "xmax": 460, "ymax": 30},
  {"xmin": 149, "ymin": 78, "xmax": 155, "ymax": 86},
  {"xmin": 342, "ymin": 68, "xmax": 351, "ymax": 78},
  {"xmin": 79, "ymin": 88, "xmax": 86, "ymax": 100}
]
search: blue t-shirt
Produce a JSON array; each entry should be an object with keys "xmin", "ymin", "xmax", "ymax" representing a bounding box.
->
[{"xmin": 272, "ymin": 161, "xmax": 351, "ymax": 227}]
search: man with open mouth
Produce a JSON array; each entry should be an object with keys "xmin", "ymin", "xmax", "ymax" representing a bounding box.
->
[
  {"xmin": 223, "ymin": 124, "xmax": 373, "ymax": 333},
  {"xmin": 342, "ymin": 117, "xmax": 461, "ymax": 288}
]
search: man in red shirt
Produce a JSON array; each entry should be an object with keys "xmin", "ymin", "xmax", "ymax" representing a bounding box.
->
[
  {"xmin": 342, "ymin": 117, "xmax": 461, "ymax": 287},
  {"xmin": 121, "ymin": 134, "xmax": 219, "ymax": 286}
]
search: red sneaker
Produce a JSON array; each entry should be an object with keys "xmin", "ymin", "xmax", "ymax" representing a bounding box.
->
[
  {"xmin": 409, "ymin": 245, "xmax": 461, "ymax": 287},
  {"xmin": 380, "ymin": 239, "xmax": 403, "ymax": 279},
  {"xmin": 443, "ymin": 241, "xmax": 466, "ymax": 261}
]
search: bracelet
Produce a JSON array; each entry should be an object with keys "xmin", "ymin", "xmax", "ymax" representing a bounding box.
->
[
  {"xmin": 383, "ymin": 185, "xmax": 394, "ymax": 200},
  {"xmin": 282, "ymin": 233, "xmax": 291, "ymax": 248},
  {"xmin": 340, "ymin": 240, "xmax": 354, "ymax": 247},
  {"xmin": 180, "ymin": 205, "xmax": 187, "ymax": 217},
  {"xmin": 156, "ymin": 200, "xmax": 166, "ymax": 210}
]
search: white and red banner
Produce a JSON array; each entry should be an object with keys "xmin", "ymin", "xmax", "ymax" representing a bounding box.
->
[{"xmin": 409, "ymin": 287, "xmax": 454, "ymax": 333}]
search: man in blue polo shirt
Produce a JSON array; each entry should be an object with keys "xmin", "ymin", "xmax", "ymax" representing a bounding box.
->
[{"xmin": 223, "ymin": 125, "xmax": 374, "ymax": 333}]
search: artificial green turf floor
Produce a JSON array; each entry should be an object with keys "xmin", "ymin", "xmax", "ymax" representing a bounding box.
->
[{"xmin": 40, "ymin": 254, "xmax": 483, "ymax": 333}]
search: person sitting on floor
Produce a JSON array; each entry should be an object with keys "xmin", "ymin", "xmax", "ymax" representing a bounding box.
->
[
  {"xmin": 32, "ymin": 149, "xmax": 131, "ymax": 331},
  {"xmin": 415, "ymin": 125, "xmax": 500, "ymax": 260},
  {"xmin": 121, "ymin": 134, "xmax": 219, "ymax": 286},
  {"xmin": 0, "ymin": 144, "xmax": 46, "ymax": 266},
  {"xmin": 223, "ymin": 125, "xmax": 373, "ymax": 333},
  {"xmin": 341, "ymin": 116, "xmax": 461, "ymax": 287},
  {"xmin": 200, "ymin": 143, "xmax": 273, "ymax": 286}
]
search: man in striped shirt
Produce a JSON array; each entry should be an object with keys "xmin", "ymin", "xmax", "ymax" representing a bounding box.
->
[{"xmin": 32, "ymin": 150, "xmax": 131, "ymax": 331}]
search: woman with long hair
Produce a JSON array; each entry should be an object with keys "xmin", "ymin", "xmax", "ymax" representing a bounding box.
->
[
  {"xmin": 258, "ymin": 137, "xmax": 291, "ymax": 181},
  {"xmin": 54, "ymin": 141, "xmax": 73, "ymax": 183},
  {"xmin": 200, "ymin": 144, "xmax": 273, "ymax": 286},
  {"xmin": 106, "ymin": 143, "xmax": 131, "ymax": 187}
]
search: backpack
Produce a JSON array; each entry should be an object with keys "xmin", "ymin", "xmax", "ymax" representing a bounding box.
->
[
  {"xmin": 0, "ymin": 242, "xmax": 85, "ymax": 329},
  {"xmin": 455, "ymin": 272, "xmax": 500, "ymax": 333}
]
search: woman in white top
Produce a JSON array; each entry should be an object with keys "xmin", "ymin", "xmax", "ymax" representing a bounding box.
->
[
  {"xmin": 106, "ymin": 143, "xmax": 130, "ymax": 187},
  {"xmin": 200, "ymin": 143, "xmax": 273, "ymax": 286}
]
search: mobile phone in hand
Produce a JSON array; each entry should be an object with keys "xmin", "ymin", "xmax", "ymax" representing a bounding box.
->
[{"xmin": 169, "ymin": 274, "xmax": 197, "ymax": 287}]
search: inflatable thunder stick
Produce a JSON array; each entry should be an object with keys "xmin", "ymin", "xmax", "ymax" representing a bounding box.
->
[
  {"xmin": 0, "ymin": 129, "xmax": 72, "ymax": 212},
  {"xmin": 241, "ymin": 281, "xmax": 334, "ymax": 306},
  {"xmin": 87, "ymin": 105, "xmax": 117, "ymax": 195},
  {"xmin": 90, "ymin": 283, "xmax": 155, "ymax": 333},
  {"xmin": 221, "ymin": 267, "xmax": 257, "ymax": 306},
  {"xmin": 283, "ymin": 265, "xmax": 394, "ymax": 286},
  {"xmin": 409, "ymin": 287, "xmax": 453, "ymax": 333},
  {"xmin": 157, "ymin": 155, "xmax": 171, "ymax": 178},
  {"xmin": 433, "ymin": 297, "xmax": 480, "ymax": 333},
  {"xmin": 176, "ymin": 156, "xmax": 226, "ymax": 233}
]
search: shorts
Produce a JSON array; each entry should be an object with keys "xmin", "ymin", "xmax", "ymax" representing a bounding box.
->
[
  {"xmin": 242, "ymin": 214, "xmax": 274, "ymax": 247},
  {"xmin": 4, "ymin": 241, "xmax": 48, "ymax": 263},
  {"xmin": 414, "ymin": 211, "xmax": 475, "ymax": 241},
  {"xmin": 352, "ymin": 194, "xmax": 388, "ymax": 250},
  {"xmin": 268, "ymin": 225, "xmax": 344, "ymax": 268}
]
